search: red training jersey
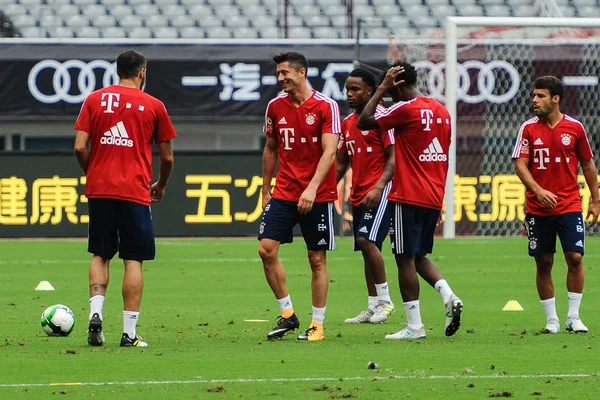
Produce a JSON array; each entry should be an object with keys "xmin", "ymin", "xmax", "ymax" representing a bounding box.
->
[
  {"xmin": 511, "ymin": 115, "xmax": 593, "ymax": 216},
  {"xmin": 264, "ymin": 90, "xmax": 341, "ymax": 202},
  {"xmin": 74, "ymin": 85, "xmax": 177, "ymax": 206},
  {"xmin": 375, "ymin": 97, "xmax": 451, "ymax": 210},
  {"xmin": 339, "ymin": 105, "xmax": 395, "ymax": 206}
]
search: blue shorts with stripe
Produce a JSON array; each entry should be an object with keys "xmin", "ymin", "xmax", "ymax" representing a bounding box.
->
[
  {"xmin": 87, "ymin": 198, "xmax": 156, "ymax": 261},
  {"xmin": 389, "ymin": 202, "xmax": 440, "ymax": 256},
  {"xmin": 351, "ymin": 182, "xmax": 392, "ymax": 251},
  {"xmin": 258, "ymin": 198, "xmax": 336, "ymax": 251},
  {"xmin": 524, "ymin": 212, "xmax": 585, "ymax": 256}
]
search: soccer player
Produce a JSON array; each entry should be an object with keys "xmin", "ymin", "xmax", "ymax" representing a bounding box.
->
[
  {"xmin": 259, "ymin": 51, "xmax": 340, "ymax": 341},
  {"xmin": 357, "ymin": 62, "xmax": 463, "ymax": 340},
  {"xmin": 74, "ymin": 49, "xmax": 177, "ymax": 347},
  {"xmin": 512, "ymin": 75, "xmax": 600, "ymax": 334},
  {"xmin": 336, "ymin": 68, "xmax": 396, "ymax": 324}
]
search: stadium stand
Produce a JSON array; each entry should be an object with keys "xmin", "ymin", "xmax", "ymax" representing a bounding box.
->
[{"xmin": 0, "ymin": 0, "xmax": 598, "ymax": 39}]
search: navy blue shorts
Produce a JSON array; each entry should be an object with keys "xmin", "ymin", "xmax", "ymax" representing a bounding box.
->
[
  {"xmin": 389, "ymin": 202, "xmax": 440, "ymax": 256},
  {"xmin": 524, "ymin": 212, "xmax": 585, "ymax": 256},
  {"xmin": 352, "ymin": 186, "xmax": 392, "ymax": 251},
  {"xmin": 87, "ymin": 198, "xmax": 156, "ymax": 261},
  {"xmin": 258, "ymin": 198, "xmax": 336, "ymax": 251}
]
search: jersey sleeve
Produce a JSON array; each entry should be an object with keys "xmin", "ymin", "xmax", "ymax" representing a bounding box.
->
[
  {"xmin": 575, "ymin": 124, "xmax": 593, "ymax": 162},
  {"xmin": 338, "ymin": 119, "xmax": 347, "ymax": 150},
  {"xmin": 264, "ymin": 100, "xmax": 277, "ymax": 139},
  {"xmin": 154, "ymin": 100, "xmax": 177, "ymax": 143},
  {"xmin": 74, "ymin": 95, "xmax": 92, "ymax": 132},
  {"xmin": 320, "ymin": 98, "xmax": 341, "ymax": 135},
  {"xmin": 375, "ymin": 102, "xmax": 408, "ymax": 133},
  {"xmin": 382, "ymin": 128, "xmax": 395, "ymax": 147},
  {"xmin": 511, "ymin": 122, "xmax": 531, "ymax": 159}
]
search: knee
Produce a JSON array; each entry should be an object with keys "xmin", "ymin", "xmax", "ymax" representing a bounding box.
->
[
  {"xmin": 308, "ymin": 252, "xmax": 326, "ymax": 270},
  {"xmin": 565, "ymin": 252, "xmax": 583, "ymax": 269},
  {"xmin": 535, "ymin": 256, "xmax": 554, "ymax": 274},
  {"xmin": 258, "ymin": 244, "xmax": 277, "ymax": 263}
]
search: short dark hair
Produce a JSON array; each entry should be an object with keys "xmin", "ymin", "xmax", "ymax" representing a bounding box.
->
[
  {"xmin": 384, "ymin": 61, "xmax": 417, "ymax": 86},
  {"xmin": 534, "ymin": 75, "xmax": 564, "ymax": 102},
  {"xmin": 116, "ymin": 49, "xmax": 147, "ymax": 80},
  {"xmin": 272, "ymin": 52, "xmax": 308, "ymax": 72},
  {"xmin": 348, "ymin": 68, "xmax": 378, "ymax": 95}
]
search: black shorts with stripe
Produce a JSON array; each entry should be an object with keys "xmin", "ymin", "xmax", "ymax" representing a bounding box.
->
[
  {"xmin": 389, "ymin": 202, "xmax": 440, "ymax": 256},
  {"xmin": 258, "ymin": 198, "xmax": 336, "ymax": 251},
  {"xmin": 87, "ymin": 198, "xmax": 156, "ymax": 261},
  {"xmin": 351, "ymin": 182, "xmax": 392, "ymax": 251}
]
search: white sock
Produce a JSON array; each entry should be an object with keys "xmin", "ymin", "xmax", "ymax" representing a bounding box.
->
[
  {"xmin": 123, "ymin": 311, "xmax": 139, "ymax": 338},
  {"xmin": 368, "ymin": 296, "xmax": 379, "ymax": 311},
  {"xmin": 375, "ymin": 282, "xmax": 392, "ymax": 304},
  {"xmin": 404, "ymin": 300, "xmax": 423, "ymax": 329},
  {"xmin": 540, "ymin": 298, "xmax": 558, "ymax": 322},
  {"xmin": 312, "ymin": 306, "xmax": 326, "ymax": 325},
  {"xmin": 434, "ymin": 279, "xmax": 453, "ymax": 305},
  {"xmin": 567, "ymin": 292, "xmax": 583, "ymax": 319},
  {"xmin": 277, "ymin": 295, "xmax": 293, "ymax": 314},
  {"xmin": 89, "ymin": 295, "xmax": 105, "ymax": 321}
]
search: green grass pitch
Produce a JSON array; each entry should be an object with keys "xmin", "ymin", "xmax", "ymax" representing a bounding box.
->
[{"xmin": 1, "ymin": 237, "xmax": 599, "ymax": 399}]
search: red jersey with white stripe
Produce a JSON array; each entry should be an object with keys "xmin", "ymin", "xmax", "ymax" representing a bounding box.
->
[
  {"xmin": 74, "ymin": 85, "xmax": 177, "ymax": 206},
  {"xmin": 511, "ymin": 115, "xmax": 593, "ymax": 216},
  {"xmin": 264, "ymin": 90, "xmax": 341, "ymax": 202},
  {"xmin": 339, "ymin": 106, "xmax": 395, "ymax": 206},
  {"xmin": 375, "ymin": 97, "xmax": 451, "ymax": 210}
]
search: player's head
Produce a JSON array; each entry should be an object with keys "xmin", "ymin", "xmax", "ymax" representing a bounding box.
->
[
  {"xmin": 117, "ymin": 49, "xmax": 147, "ymax": 90},
  {"xmin": 273, "ymin": 52, "xmax": 308, "ymax": 94},
  {"xmin": 383, "ymin": 61, "xmax": 418, "ymax": 102},
  {"xmin": 345, "ymin": 68, "xmax": 378, "ymax": 110},
  {"xmin": 532, "ymin": 75, "xmax": 564, "ymax": 118}
]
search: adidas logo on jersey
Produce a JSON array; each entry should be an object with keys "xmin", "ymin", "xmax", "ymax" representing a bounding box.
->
[
  {"xmin": 100, "ymin": 121, "xmax": 133, "ymax": 147},
  {"xmin": 534, "ymin": 138, "xmax": 544, "ymax": 145},
  {"xmin": 317, "ymin": 239, "xmax": 327, "ymax": 246},
  {"xmin": 575, "ymin": 240, "xmax": 583, "ymax": 247},
  {"xmin": 358, "ymin": 226, "xmax": 369, "ymax": 233},
  {"xmin": 419, "ymin": 137, "xmax": 447, "ymax": 162},
  {"xmin": 278, "ymin": 117, "xmax": 287, "ymax": 124}
]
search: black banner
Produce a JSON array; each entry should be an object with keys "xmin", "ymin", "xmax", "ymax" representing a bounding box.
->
[{"xmin": 0, "ymin": 59, "xmax": 384, "ymax": 119}]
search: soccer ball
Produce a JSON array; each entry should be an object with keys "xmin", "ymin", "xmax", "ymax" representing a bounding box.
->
[{"xmin": 41, "ymin": 304, "xmax": 75, "ymax": 337}]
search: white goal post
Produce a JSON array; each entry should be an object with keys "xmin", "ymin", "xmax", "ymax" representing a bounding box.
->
[{"xmin": 443, "ymin": 17, "xmax": 600, "ymax": 239}]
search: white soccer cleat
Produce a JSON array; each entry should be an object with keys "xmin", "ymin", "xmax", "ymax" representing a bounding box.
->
[
  {"xmin": 370, "ymin": 302, "xmax": 395, "ymax": 323},
  {"xmin": 344, "ymin": 310, "xmax": 374, "ymax": 324},
  {"xmin": 565, "ymin": 317, "xmax": 588, "ymax": 333},
  {"xmin": 444, "ymin": 294, "xmax": 463, "ymax": 337},
  {"xmin": 544, "ymin": 319, "xmax": 560, "ymax": 334},
  {"xmin": 385, "ymin": 325, "xmax": 426, "ymax": 340}
]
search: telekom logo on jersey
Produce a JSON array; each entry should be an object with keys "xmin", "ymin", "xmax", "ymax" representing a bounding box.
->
[
  {"xmin": 533, "ymin": 148, "xmax": 550, "ymax": 169},
  {"xmin": 98, "ymin": 92, "xmax": 134, "ymax": 148},
  {"xmin": 280, "ymin": 128, "xmax": 295, "ymax": 150}
]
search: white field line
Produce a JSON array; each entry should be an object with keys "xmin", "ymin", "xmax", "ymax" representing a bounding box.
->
[{"xmin": 0, "ymin": 373, "xmax": 597, "ymax": 388}]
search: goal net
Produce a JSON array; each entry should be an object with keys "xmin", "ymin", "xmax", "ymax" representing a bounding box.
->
[{"xmin": 388, "ymin": 17, "xmax": 600, "ymax": 238}]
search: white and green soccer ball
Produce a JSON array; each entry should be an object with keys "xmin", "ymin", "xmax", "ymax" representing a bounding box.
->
[{"xmin": 40, "ymin": 304, "xmax": 75, "ymax": 337}]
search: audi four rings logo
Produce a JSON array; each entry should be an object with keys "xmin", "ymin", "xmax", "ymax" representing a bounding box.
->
[
  {"xmin": 413, "ymin": 60, "xmax": 520, "ymax": 104},
  {"xmin": 28, "ymin": 59, "xmax": 119, "ymax": 104}
]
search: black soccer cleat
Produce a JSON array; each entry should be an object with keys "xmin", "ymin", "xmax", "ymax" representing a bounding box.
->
[
  {"xmin": 120, "ymin": 333, "xmax": 148, "ymax": 347},
  {"xmin": 267, "ymin": 314, "xmax": 300, "ymax": 339},
  {"xmin": 87, "ymin": 313, "xmax": 105, "ymax": 346}
]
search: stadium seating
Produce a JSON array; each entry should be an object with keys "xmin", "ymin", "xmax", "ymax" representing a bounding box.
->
[{"xmin": 1, "ymin": 0, "xmax": 599, "ymax": 39}]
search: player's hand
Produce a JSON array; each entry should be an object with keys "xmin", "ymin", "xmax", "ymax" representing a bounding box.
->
[
  {"xmin": 380, "ymin": 66, "xmax": 405, "ymax": 90},
  {"xmin": 261, "ymin": 191, "xmax": 271, "ymax": 210},
  {"xmin": 362, "ymin": 187, "xmax": 383, "ymax": 211},
  {"xmin": 535, "ymin": 189, "xmax": 558, "ymax": 209},
  {"xmin": 587, "ymin": 201, "xmax": 600, "ymax": 227},
  {"xmin": 150, "ymin": 182, "xmax": 166, "ymax": 202},
  {"xmin": 298, "ymin": 187, "xmax": 317, "ymax": 215}
]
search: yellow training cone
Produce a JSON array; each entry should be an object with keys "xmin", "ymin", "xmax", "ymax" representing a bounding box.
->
[
  {"xmin": 502, "ymin": 300, "xmax": 524, "ymax": 311},
  {"xmin": 35, "ymin": 281, "xmax": 55, "ymax": 291}
]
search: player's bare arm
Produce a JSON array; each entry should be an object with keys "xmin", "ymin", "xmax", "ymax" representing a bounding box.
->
[
  {"xmin": 261, "ymin": 137, "xmax": 278, "ymax": 209},
  {"xmin": 74, "ymin": 130, "xmax": 91, "ymax": 173},
  {"xmin": 298, "ymin": 133, "xmax": 337, "ymax": 215},
  {"xmin": 335, "ymin": 146, "xmax": 350, "ymax": 184},
  {"xmin": 363, "ymin": 145, "xmax": 395, "ymax": 210},
  {"xmin": 581, "ymin": 158, "xmax": 600, "ymax": 226},
  {"xmin": 357, "ymin": 66, "xmax": 404, "ymax": 130},
  {"xmin": 151, "ymin": 139, "xmax": 174, "ymax": 202},
  {"xmin": 514, "ymin": 157, "xmax": 557, "ymax": 209}
]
